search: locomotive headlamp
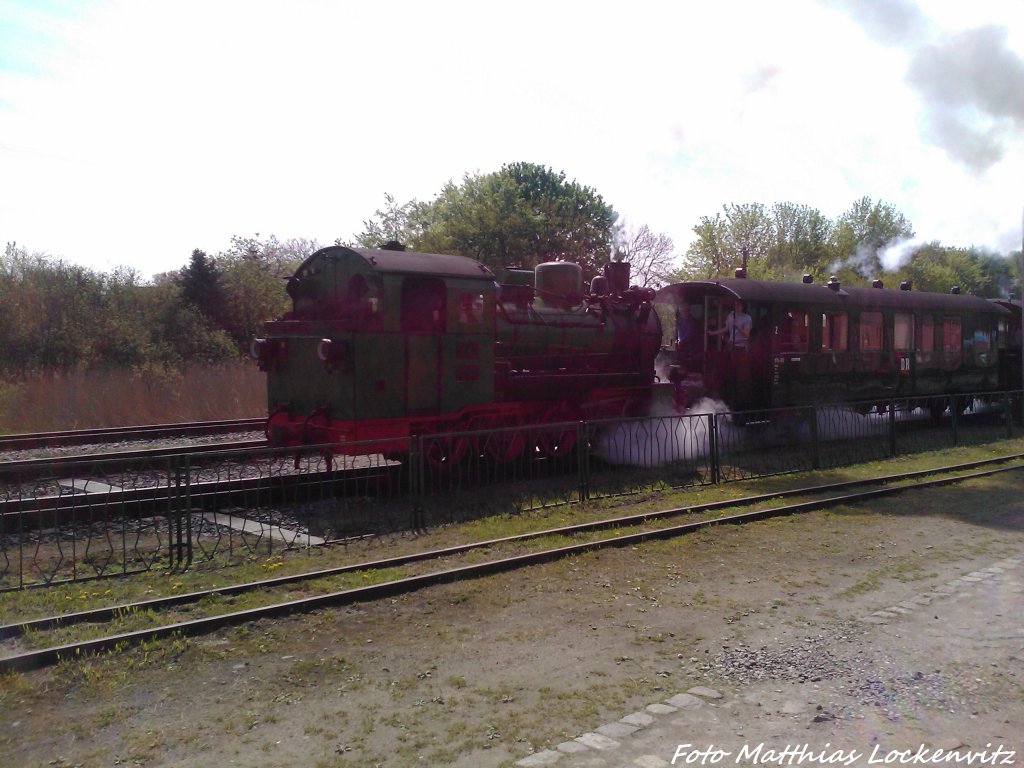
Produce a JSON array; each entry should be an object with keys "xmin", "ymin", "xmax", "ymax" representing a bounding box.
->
[
  {"xmin": 317, "ymin": 338, "xmax": 350, "ymax": 372},
  {"xmin": 250, "ymin": 338, "xmax": 285, "ymax": 371},
  {"xmin": 317, "ymin": 338, "xmax": 332, "ymax": 362},
  {"xmin": 249, "ymin": 338, "xmax": 266, "ymax": 361}
]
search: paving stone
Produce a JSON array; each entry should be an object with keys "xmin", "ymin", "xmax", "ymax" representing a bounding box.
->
[
  {"xmin": 874, "ymin": 610, "xmax": 899, "ymax": 617},
  {"xmin": 665, "ymin": 693, "xmax": 704, "ymax": 709},
  {"xmin": 887, "ymin": 606, "xmax": 911, "ymax": 614},
  {"xmin": 516, "ymin": 750, "xmax": 562, "ymax": 766},
  {"xmin": 687, "ymin": 686, "xmax": 723, "ymax": 699},
  {"xmin": 556, "ymin": 740, "xmax": 590, "ymax": 754},
  {"xmin": 912, "ymin": 595, "xmax": 933, "ymax": 605},
  {"xmin": 646, "ymin": 703, "xmax": 677, "ymax": 715},
  {"xmin": 620, "ymin": 711, "xmax": 655, "ymax": 727},
  {"xmin": 596, "ymin": 721, "xmax": 639, "ymax": 738},
  {"xmin": 634, "ymin": 756, "xmax": 671, "ymax": 768},
  {"xmin": 576, "ymin": 732, "xmax": 621, "ymax": 750}
]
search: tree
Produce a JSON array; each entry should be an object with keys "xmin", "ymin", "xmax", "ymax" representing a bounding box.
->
[
  {"xmin": 415, "ymin": 162, "xmax": 618, "ymax": 277},
  {"xmin": 350, "ymin": 194, "xmax": 431, "ymax": 250},
  {"xmin": 907, "ymin": 244, "xmax": 990, "ymax": 295},
  {"xmin": 721, "ymin": 203, "xmax": 773, "ymax": 275},
  {"xmin": 768, "ymin": 202, "xmax": 834, "ymax": 280},
  {"xmin": 178, "ymin": 249, "xmax": 226, "ymax": 325},
  {"xmin": 676, "ymin": 204, "xmax": 772, "ymax": 279},
  {"xmin": 832, "ymin": 197, "xmax": 915, "ymax": 279},
  {"xmin": 678, "ymin": 213, "xmax": 730, "ymax": 279},
  {"xmin": 612, "ymin": 222, "xmax": 677, "ymax": 287}
]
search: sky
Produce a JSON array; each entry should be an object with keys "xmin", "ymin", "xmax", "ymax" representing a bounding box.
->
[{"xmin": 1, "ymin": 0, "xmax": 1022, "ymax": 279}]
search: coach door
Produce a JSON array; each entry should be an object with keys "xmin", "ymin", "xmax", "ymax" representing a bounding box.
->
[
  {"xmin": 703, "ymin": 295, "xmax": 732, "ymax": 396},
  {"xmin": 401, "ymin": 277, "xmax": 445, "ymax": 413}
]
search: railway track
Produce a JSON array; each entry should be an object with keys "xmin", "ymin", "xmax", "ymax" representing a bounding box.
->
[
  {"xmin": 0, "ymin": 418, "xmax": 266, "ymax": 452},
  {"xmin": 2, "ymin": 453, "xmax": 1021, "ymax": 673}
]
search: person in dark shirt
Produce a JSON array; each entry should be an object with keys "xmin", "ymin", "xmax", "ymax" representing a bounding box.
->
[{"xmin": 676, "ymin": 303, "xmax": 701, "ymax": 358}]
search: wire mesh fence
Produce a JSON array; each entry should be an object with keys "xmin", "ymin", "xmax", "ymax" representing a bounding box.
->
[{"xmin": 1, "ymin": 389, "xmax": 1019, "ymax": 590}]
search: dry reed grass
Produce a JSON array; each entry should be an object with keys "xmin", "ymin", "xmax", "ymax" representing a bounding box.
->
[{"xmin": 0, "ymin": 361, "xmax": 266, "ymax": 433}]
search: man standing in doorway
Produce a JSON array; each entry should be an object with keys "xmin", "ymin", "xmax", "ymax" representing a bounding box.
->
[
  {"xmin": 709, "ymin": 300, "xmax": 751, "ymax": 350},
  {"xmin": 709, "ymin": 299, "xmax": 753, "ymax": 404}
]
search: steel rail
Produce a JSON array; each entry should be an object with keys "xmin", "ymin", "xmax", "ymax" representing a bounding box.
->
[
  {"xmin": 0, "ymin": 462, "xmax": 394, "ymax": 526},
  {"xmin": 0, "ymin": 439, "xmax": 266, "ymax": 479},
  {"xmin": 4, "ymin": 451, "xmax": 1022, "ymax": 639},
  {"xmin": 0, "ymin": 418, "xmax": 265, "ymax": 451},
  {"xmin": 2, "ymin": 454, "xmax": 1021, "ymax": 672}
]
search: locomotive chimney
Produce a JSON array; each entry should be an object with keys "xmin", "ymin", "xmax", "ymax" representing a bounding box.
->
[{"xmin": 604, "ymin": 261, "xmax": 630, "ymax": 294}]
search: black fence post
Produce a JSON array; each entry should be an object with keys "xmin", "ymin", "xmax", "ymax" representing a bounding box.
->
[
  {"xmin": 1005, "ymin": 393, "xmax": 1013, "ymax": 439},
  {"xmin": 577, "ymin": 421, "xmax": 589, "ymax": 503},
  {"xmin": 709, "ymin": 413, "xmax": 720, "ymax": 485},
  {"xmin": 409, "ymin": 436, "xmax": 425, "ymax": 532},
  {"xmin": 888, "ymin": 399, "xmax": 897, "ymax": 457},
  {"xmin": 949, "ymin": 395, "xmax": 959, "ymax": 445},
  {"xmin": 183, "ymin": 454, "xmax": 193, "ymax": 567},
  {"xmin": 807, "ymin": 406, "xmax": 820, "ymax": 470}
]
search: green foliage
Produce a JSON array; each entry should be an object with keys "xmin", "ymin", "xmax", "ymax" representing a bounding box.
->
[
  {"xmin": 350, "ymin": 194, "xmax": 432, "ymax": 249},
  {"xmin": 832, "ymin": 196, "xmax": 914, "ymax": 278},
  {"xmin": 386, "ymin": 162, "xmax": 618, "ymax": 278},
  {"xmin": 907, "ymin": 243, "xmax": 990, "ymax": 295}
]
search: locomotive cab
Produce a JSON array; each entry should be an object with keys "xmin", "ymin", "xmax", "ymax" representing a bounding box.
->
[{"xmin": 258, "ymin": 246, "xmax": 497, "ymax": 448}]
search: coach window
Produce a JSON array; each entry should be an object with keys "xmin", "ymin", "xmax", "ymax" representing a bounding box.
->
[
  {"xmin": 775, "ymin": 308, "xmax": 808, "ymax": 353},
  {"xmin": 859, "ymin": 311, "xmax": 883, "ymax": 351},
  {"xmin": 821, "ymin": 312, "xmax": 848, "ymax": 351},
  {"xmin": 973, "ymin": 326, "xmax": 992, "ymax": 353},
  {"xmin": 917, "ymin": 315, "xmax": 935, "ymax": 351},
  {"xmin": 941, "ymin": 317, "xmax": 962, "ymax": 352},
  {"xmin": 894, "ymin": 313, "xmax": 913, "ymax": 352}
]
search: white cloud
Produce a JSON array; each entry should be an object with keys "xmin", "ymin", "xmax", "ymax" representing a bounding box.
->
[{"xmin": 0, "ymin": 0, "xmax": 1021, "ymax": 278}]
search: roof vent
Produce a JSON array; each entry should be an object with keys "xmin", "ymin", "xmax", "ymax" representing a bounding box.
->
[
  {"xmin": 734, "ymin": 267, "xmax": 747, "ymax": 279},
  {"xmin": 802, "ymin": 274, "xmax": 813, "ymax": 284},
  {"xmin": 950, "ymin": 285, "xmax": 960, "ymax": 295},
  {"xmin": 872, "ymin": 279, "xmax": 884, "ymax": 289},
  {"xmin": 827, "ymin": 275, "xmax": 841, "ymax": 291},
  {"xmin": 899, "ymin": 280, "xmax": 912, "ymax": 291}
]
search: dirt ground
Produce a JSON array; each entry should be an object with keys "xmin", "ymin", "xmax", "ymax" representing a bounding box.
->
[{"xmin": 1, "ymin": 469, "xmax": 1022, "ymax": 768}]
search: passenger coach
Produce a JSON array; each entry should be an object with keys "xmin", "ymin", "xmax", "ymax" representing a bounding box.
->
[{"xmin": 657, "ymin": 275, "xmax": 1012, "ymax": 415}]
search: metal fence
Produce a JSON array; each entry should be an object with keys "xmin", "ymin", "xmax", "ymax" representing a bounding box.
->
[{"xmin": 1, "ymin": 390, "xmax": 1019, "ymax": 590}]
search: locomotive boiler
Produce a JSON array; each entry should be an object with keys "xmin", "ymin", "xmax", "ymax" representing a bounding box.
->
[{"xmin": 252, "ymin": 246, "xmax": 662, "ymax": 463}]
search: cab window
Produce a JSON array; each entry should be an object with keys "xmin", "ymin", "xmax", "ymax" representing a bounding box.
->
[{"xmin": 401, "ymin": 278, "xmax": 446, "ymax": 333}]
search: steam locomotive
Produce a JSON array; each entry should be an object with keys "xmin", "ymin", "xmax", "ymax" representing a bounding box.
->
[
  {"xmin": 253, "ymin": 246, "xmax": 1022, "ymax": 461},
  {"xmin": 252, "ymin": 245, "xmax": 662, "ymax": 463}
]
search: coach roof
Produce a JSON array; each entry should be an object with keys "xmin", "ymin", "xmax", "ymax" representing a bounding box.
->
[{"xmin": 659, "ymin": 278, "xmax": 1008, "ymax": 316}]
